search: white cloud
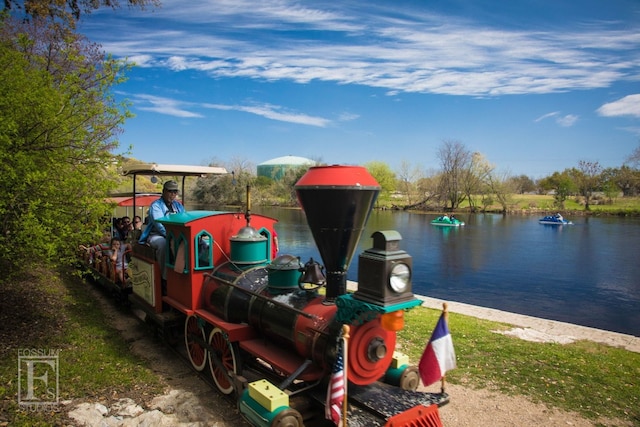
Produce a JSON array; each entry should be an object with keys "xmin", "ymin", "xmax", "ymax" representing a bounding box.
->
[
  {"xmin": 534, "ymin": 111, "xmax": 578, "ymax": 127},
  {"xmin": 556, "ymin": 114, "xmax": 579, "ymax": 127},
  {"xmin": 83, "ymin": 1, "xmax": 640, "ymax": 97},
  {"xmin": 203, "ymin": 102, "xmax": 331, "ymax": 127},
  {"xmin": 597, "ymin": 94, "xmax": 640, "ymax": 118},
  {"xmin": 133, "ymin": 94, "xmax": 203, "ymax": 118},
  {"xmin": 535, "ymin": 112, "xmax": 559, "ymax": 122},
  {"xmin": 338, "ymin": 112, "xmax": 360, "ymax": 122}
]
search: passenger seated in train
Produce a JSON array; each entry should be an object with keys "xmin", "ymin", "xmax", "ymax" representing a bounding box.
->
[
  {"xmin": 131, "ymin": 215, "xmax": 143, "ymax": 240},
  {"xmin": 138, "ymin": 180, "xmax": 185, "ymax": 284},
  {"xmin": 113, "ymin": 217, "xmax": 129, "ymax": 241},
  {"xmin": 79, "ymin": 242, "xmax": 109, "ymax": 265},
  {"xmin": 107, "ymin": 237, "xmax": 131, "ymax": 284}
]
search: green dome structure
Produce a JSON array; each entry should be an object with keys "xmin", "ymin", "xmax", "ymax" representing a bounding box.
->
[{"xmin": 257, "ymin": 155, "xmax": 316, "ymax": 181}]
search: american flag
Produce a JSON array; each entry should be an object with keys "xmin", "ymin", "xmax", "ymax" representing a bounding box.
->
[{"xmin": 326, "ymin": 338, "xmax": 345, "ymax": 426}]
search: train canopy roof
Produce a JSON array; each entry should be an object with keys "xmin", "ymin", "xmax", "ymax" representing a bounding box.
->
[
  {"xmin": 121, "ymin": 163, "xmax": 228, "ymax": 177},
  {"xmin": 107, "ymin": 194, "xmax": 161, "ymax": 207}
]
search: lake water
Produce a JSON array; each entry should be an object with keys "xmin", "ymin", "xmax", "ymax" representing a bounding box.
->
[{"xmin": 253, "ymin": 207, "xmax": 640, "ymax": 337}]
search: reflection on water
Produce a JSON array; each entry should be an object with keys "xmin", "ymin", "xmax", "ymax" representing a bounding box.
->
[{"xmin": 255, "ymin": 207, "xmax": 640, "ymax": 337}]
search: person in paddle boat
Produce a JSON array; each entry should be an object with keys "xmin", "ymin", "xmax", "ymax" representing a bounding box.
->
[{"xmin": 555, "ymin": 213, "xmax": 564, "ymax": 221}]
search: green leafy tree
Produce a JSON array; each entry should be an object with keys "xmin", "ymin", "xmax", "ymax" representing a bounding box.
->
[
  {"xmin": 364, "ymin": 161, "xmax": 397, "ymax": 195},
  {"xmin": 272, "ymin": 165, "xmax": 311, "ymax": 206},
  {"xmin": 0, "ymin": 16, "xmax": 131, "ymax": 275},
  {"xmin": 601, "ymin": 166, "xmax": 640, "ymax": 198},
  {"xmin": 538, "ymin": 171, "xmax": 576, "ymax": 209},
  {"xmin": 509, "ymin": 174, "xmax": 537, "ymax": 194}
]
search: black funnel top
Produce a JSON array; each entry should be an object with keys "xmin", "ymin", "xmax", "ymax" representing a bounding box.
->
[{"xmin": 295, "ymin": 165, "xmax": 380, "ymax": 301}]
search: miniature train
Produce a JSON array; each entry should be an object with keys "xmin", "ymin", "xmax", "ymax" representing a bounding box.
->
[{"xmin": 80, "ymin": 164, "xmax": 449, "ymax": 427}]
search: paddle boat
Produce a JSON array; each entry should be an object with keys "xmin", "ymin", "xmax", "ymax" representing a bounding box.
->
[
  {"xmin": 539, "ymin": 213, "xmax": 573, "ymax": 225},
  {"xmin": 431, "ymin": 215, "xmax": 465, "ymax": 227}
]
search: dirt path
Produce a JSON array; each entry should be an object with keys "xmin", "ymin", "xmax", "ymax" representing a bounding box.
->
[{"xmin": 66, "ymin": 284, "xmax": 626, "ymax": 427}]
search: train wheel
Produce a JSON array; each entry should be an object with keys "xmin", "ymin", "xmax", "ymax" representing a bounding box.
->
[
  {"xmin": 184, "ymin": 314, "xmax": 207, "ymax": 371},
  {"xmin": 207, "ymin": 327, "xmax": 237, "ymax": 395},
  {"xmin": 270, "ymin": 408, "xmax": 303, "ymax": 427}
]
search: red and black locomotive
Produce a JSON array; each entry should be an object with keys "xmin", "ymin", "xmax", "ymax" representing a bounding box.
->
[{"xmin": 81, "ymin": 164, "xmax": 448, "ymax": 427}]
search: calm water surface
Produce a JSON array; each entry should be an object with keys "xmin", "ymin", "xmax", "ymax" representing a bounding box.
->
[{"xmin": 254, "ymin": 207, "xmax": 640, "ymax": 337}]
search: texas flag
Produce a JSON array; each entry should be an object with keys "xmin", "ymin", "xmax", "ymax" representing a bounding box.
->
[{"xmin": 418, "ymin": 312, "xmax": 457, "ymax": 387}]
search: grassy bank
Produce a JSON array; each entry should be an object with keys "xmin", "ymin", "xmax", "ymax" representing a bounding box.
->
[
  {"xmin": 1, "ymin": 270, "xmax": 638, "ymax": 426},
  {"xmin": 0, "ymin": 269, "xmax": 163, "ymax": 426},
  {"xmin": 398, "ymin": 308, "xmax": 640, "ymax": 425},
  {"xmin": 377, "ymin": 193, "xmax": 640, "ymax": 216}
]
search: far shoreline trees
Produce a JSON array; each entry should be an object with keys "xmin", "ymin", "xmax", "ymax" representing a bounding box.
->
[{"xmin": 185, "ymin": 139, "xmax": 640, "ymax": 215}]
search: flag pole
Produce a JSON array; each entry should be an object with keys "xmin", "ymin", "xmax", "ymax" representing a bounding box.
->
[
  {"xmin": 441, "ymin": 302, "xmax": 448, "ymax": 394},
  {"xmin": 342, "ymin": 324, "xmax": 350, "ymax": 427}
]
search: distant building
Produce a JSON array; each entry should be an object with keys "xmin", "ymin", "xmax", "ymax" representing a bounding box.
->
[{"xmin": 257, "ymin": 156, "xmax": 316, "ymax": 181}]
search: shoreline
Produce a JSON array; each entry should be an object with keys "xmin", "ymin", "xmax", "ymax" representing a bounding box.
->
[
  {"xmin": 345, "ymin": 280, "xmax": 639, "ymax": 352},
  {"xmin": 418, "ymin": 295, "xmax": 640, "ymax": 353}
]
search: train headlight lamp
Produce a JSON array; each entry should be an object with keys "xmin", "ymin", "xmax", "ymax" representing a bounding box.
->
[
  {"xmin": 354, "ymin": 231, "xmax": 415, "ymax": 306},
  {"xmin": 389, "ymin": 263, "xmax": 410, "ymax": 293}
]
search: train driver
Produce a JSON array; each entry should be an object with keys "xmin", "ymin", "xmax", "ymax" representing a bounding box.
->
[{"xmin": 138, "ymin": 180, "xmax": 185, "ymax": 283}]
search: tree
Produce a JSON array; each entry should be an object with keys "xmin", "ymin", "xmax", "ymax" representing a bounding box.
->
[
  {"xmin": 5, "ymin": 0, "xmax": 158, "ymax": 26},
  {"xmin": 509, "ymin": 174, "xmax": 537, "ymax": 194},
  {"xmin": 486, "ymin": 170, "xmax": 515, "ymax": 213},
  {"xmin": 396, "ymin": 160, "xmax": 422, "ymax": 206},
  {"xmin": 571, "ymin": 161, "xmax": 603, "ymax": 210},
  {"xmin": 600, "ymin": 165, "xmax": 640, "ymax": 198},
  {"xmin": 539, "ymin": 171, "xmax": 576, "ymax": 209},
  {"xmin": 364, "ymin": 161, "xmax": 396, "ymax": 196},
  {"xmin": 192, "ymin": 158, "xmax": 253, "ymax": 208},
  {"xmin": 625, "ymin": 143, "xmax": 640, "ymax": 168},
  {"xmin": 436, "ymin": 140, "xmax": 472, "ymax": 210},
  {"xmin": 462, "ymin": 152, "xmax": 493, "ymax": 212},
  {"xmin": 271, "ymin": 165, "xmax": 311, "ymax": 206},
  {"xmin": 0, "ymin": 16, "xmax": 130, "ymax": 275}
]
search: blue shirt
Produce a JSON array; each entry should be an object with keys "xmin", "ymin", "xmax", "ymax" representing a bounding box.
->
[{"xmin": 138, "ymin": 197, "xmax": 185, "ymax": 244}]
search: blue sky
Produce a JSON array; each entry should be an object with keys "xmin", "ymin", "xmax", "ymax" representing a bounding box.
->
[{"xmin": 76, "ymin": 0, "xmax": 640, "ymax": 178}]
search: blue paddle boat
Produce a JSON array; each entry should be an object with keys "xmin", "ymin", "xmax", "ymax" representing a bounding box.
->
[{"xmin": 539, "ymin": 213, "xmax": 573, "ymax": 225}]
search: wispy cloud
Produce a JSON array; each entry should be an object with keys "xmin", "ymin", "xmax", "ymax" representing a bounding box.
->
[
  {"xmin": 338, "ymin": 112, "xmax": 360, "ymax": 122},
  {"xmin": 125, "ymin": 92, "xmax": 331, "ymax": 126},
  {"xmin": 131, "ymin": 94, "xmax": 203, "ymax": 118},
  {"xmin": 556, "ymin": 114, "xmax": 579, "ymax": 127},
  {"xmin": 85, "ymin": 0, "xmax": 640, "ymax": 98},
  {"xmin": 535, "ymin": 111, "xmax": 579, "ymax": 127},
  {"xmin": 203, "ymin": 102, "xmax": 331, "ymax": 127},
  {"xmin": 535, "ymin": 112, "xmax": 560, "ymax": 122},
  {"xmin": 597, "ymin": 94, "xmax": 640, "ymax": 118}
]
